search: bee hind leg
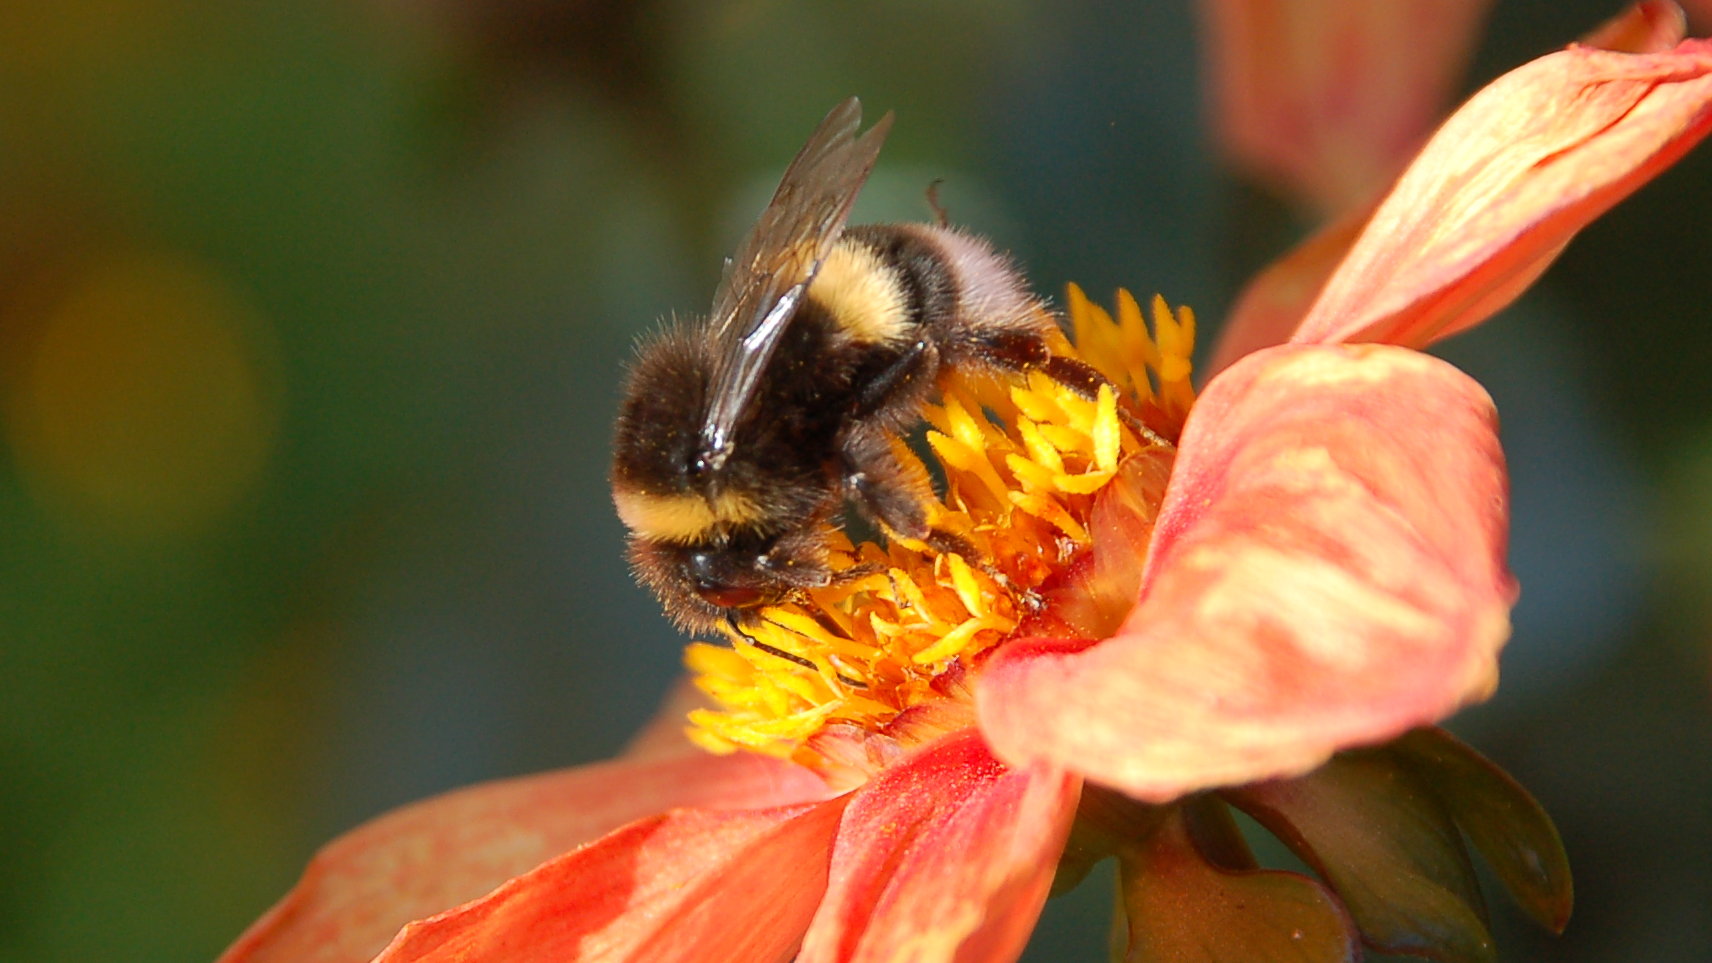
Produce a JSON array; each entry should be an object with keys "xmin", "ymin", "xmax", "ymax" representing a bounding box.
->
[{"xmin": 960, "ymin": 330, "xmax": 1169, "ymax": 447}]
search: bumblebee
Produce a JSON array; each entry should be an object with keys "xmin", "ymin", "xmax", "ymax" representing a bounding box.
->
[{"xmin": 612, "ymin": 98, "xmax": 1112, "ymax": 634}]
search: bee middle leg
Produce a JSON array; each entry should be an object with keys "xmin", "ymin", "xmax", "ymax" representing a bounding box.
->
[
  {"xmin": 840, "ymin": 424, "xmax": 986, "ymax": 558},
  {"xmin": 853, "ymin": 338, "xmax": 939, "ymax": 419},
  {"xmin": 840, "ymin": 422, "xmax": 937, "ymax": 544},
  {"xmin": 925, "ymin": 179, "xmax": 951, "ymax": 227},
  {"xmin": 840, "ymin": 424, "xmax": 1032, "ymax": 602}
]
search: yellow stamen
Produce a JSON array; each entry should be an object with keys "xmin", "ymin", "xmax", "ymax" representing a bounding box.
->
[{"xmin": 684, "ymin": 288, "xmax": 1199, "ymax": 768}]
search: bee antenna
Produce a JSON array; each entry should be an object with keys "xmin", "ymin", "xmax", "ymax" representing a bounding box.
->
[{"xmin": 925, "ymin": 179, "xmax": 950, "ymax": 227}]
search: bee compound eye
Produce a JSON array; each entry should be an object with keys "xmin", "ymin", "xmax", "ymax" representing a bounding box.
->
[{"xmin": 686, "ymin": 550, "xmax": 720, "ymax": 582}]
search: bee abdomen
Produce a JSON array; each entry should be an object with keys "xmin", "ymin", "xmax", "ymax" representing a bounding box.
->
[{"xmin": 835, "ymin": 223, "xmax": 1053, "ymax": 355}]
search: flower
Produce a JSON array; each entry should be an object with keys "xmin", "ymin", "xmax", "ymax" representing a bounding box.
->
[
  {"xmin": 220, "ymin": 28, "xmax": 1712, "ymax": 963},
  {"xmin": 1197, "ymin": 0, "xmax": 1496, "ymax": 213}
]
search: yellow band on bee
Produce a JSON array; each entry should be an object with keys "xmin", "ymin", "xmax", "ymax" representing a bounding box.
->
[
  {"xmin": 613, "ymin": 488, "xmax": 764, "ymax": 542},
  {"xmin": 810, "ymin": 242, "xmax": 911, "ymax": 345}
]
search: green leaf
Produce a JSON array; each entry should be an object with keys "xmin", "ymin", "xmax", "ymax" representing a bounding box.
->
[
  {"xmin": 1223, "ymin": 752, "xmax": 1495, "ymax": 962},
  {"xmin": 1055, "ymin": 785, "xmax": 1171, "ymax": 897},
  {"xmin": 1391, "ymin": 727, "xmax": 1574, "ymax": 933}
]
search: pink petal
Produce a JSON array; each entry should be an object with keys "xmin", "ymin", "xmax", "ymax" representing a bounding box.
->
[
  {"xmin": 980, "ymin": 344, "xmax": 1512, "ymax": 801},
  {"xmin": 373, "ymin": 799, "xmax": 848, "ymax": 962},
  {"xmin": 219, "ymin": 752, "xmax": 832, "ymax": 963},
  {"xmin": 1198, "ymin": 0, "xmax": 1493, "ymax": 213},
  {"xmin": 1291, "ymin": 39, "xmax": 1712, "ymax": 349},
  {"xmin": 797, "ymin": 729, "xmax": 1081, "ymax": 963}
]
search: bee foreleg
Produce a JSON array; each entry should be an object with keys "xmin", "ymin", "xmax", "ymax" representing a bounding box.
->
[
  {"xmin": 840, "ymin": 425, "xmax": 1021, "ymax": 592},
  {"xmin": 727, "ymin": 616, "xmax": 818, "ymax": 672},
  {"xmin": 756, "ymin": 526, "xmax": 837, "ymax": 589}
]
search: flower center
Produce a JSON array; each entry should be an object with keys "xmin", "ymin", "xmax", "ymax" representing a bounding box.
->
[{"xmin": 683, "ymin": 287, "xmax": 1198, "ymax": 774}]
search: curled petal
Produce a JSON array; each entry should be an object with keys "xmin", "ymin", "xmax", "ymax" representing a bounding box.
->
[
  {"xmin": 1292, "ymin": 39, "xmax": 1712, "ymax": 349},
  {"xmin": 1199, "ymin": 0, "xmax": 1493, "ymax": 213},
  {"xmin": 219, "ymin": 753, "xmax": 832, "ymax": 963},
  {"xmin": 797, "ymin": 730, "xmax": 1081, "ymax": 963},
  {"xmin": 980, "ymin": 344, "xmax": 1512, "ymax": 801},
  {"xmin": 1207, "ymin": 6, "xmax": 1690, "ymax": 373},
  {"xmin": 1115, "ymin": 800, "xmax": 1358, "ymax": 962},
  {"xmin": 373, "ymin": 799, "xmax": 847, "ymax": 963},
  {"xmin": 1206, "ymin": 203, "xmax": 1372, "ymax": 378},
  {"xmin": 1583, "ymin": 1, "xmax": 1688, "ymax": 53}
]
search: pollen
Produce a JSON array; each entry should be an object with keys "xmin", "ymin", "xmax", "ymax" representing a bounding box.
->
[{"xmin": 684, "ymin": 287, "xmax": 1198, "ymax": 769}]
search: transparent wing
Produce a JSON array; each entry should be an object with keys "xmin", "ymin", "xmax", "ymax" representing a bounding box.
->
[{"xmin": 699, "ymin": 97, "xmax": 893, "ymax": 466}]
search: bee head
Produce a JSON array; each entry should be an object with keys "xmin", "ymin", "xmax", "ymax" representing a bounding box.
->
[{"xmin": 626, "ymin": 536, "xmax": 780, "ymax": 632}]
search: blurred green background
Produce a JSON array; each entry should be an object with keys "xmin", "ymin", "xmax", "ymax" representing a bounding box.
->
[{"xmin": 1, "ymin": 1, "xmax": 1707, "ymax": 960}]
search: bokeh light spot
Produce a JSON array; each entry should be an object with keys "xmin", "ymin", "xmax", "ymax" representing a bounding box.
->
[{"xmin": 5, "ymin": 249, "xmax": 282, "ymax": 539}]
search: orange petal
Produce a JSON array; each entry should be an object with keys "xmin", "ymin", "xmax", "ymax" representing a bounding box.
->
[
  {"xmin": 1291, "ymin": 39, "xmax": 1712, "ymax": 349},
  {"xmin": 219, "ymin": 752, "xmax": 832, "ymax": 963},
  {"xmin": 797, "ymin": 730, "xmax": 1081, "ymax": 963},
  {"xmin": 372, "ymin": 798, "xmax": 848, "ymax": 962},
  {"xmin": 979, "ymin": 344, "xmax": 1513, "ymax": 801},
  {"xmin": 1198, "ymin": 0, "xmax": 1493, "ymax": 213}
]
